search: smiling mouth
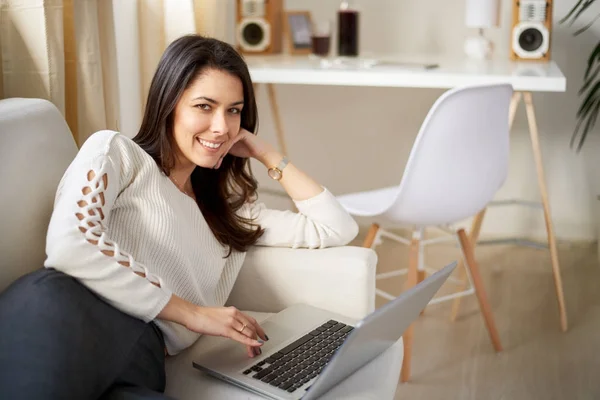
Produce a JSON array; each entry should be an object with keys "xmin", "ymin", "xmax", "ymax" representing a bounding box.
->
[{"xmin": 197, "ymin": 138, "xmax": 224, "ymax": 150}]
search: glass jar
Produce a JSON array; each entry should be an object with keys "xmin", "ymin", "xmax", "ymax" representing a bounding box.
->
[{"xmin": 337, "ymin": 1, "xmax": 360, "ymax": 57}]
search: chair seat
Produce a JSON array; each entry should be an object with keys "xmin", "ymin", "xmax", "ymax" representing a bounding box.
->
[
  {"xmin": 336, "ymin": 186, "xmax": 400, "ymax": 217},
  {"xmin": 165, "ymin": 311, "xmax": 404, "ymax": 400}
]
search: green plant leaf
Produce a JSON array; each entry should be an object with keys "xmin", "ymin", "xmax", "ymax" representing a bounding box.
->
[
  {"xmin": 585, "ymin": 42, "xmax": 600, "ymax": 79},
  {"xmin": 560, "ymin": 0, "xmax": 588, "ymax": 24},
  {"xmin": 576, "ymin": 94, "xmax": 597, "ymax": 120},
  {"xmin": 571, "ymin": 110, "xmax": 587, "ymax": 149},
  {"xmin": 575, "ymin": 99, "xmax": 600, "ymax": 151},
  {"xmin": 571, "ymin": 95, "xmax": 598, "ymax": 149},
  {"xmin": 574, "ymin": 12, "xmax": 600, "ymax": 35},
  {"xmin": 572, "ymin": 0, "xmax": 597, "ymax": 26},
  {"xmin": 560, "ymin": 0, "xmax": 600, "ymax": 150},
  {"xmin": 580, "ymin": 65, "xmax": 600, "ymax": 95},
  {"xmin": 576, "ymin": 81, "xmax": 600, "ymax": 117}
]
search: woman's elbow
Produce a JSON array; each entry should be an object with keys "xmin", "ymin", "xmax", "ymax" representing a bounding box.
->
[
  {"xmin": 329, "ymin": 218, "xmax": 359, "ymax": 247},
  {"xmin": 344, "ymin": 218, "xmax": 360, "ymax": 244}
]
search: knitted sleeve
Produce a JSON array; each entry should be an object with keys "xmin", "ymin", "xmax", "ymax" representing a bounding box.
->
[
  {"xmin": 242, "ymin": 188, "xmax": 359, "ymax": 249},
  {"xmin": 44, "ymin": 130, "xmax": 172, "ymax": 322}
]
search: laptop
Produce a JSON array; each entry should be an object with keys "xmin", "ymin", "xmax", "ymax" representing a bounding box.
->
[{"xmin": 192, "ymin": 261, "xmax": 457, "ymax": 399}]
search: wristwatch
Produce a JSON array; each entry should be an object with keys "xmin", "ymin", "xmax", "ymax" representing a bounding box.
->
[{"xmin": 267, "ymin": 156, "xmax": 289, "ymax": 181}]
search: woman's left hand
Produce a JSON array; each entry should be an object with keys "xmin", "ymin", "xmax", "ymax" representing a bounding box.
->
[{"xmin": 213, "ymin": 129, "xmax": 275, "ymax": 169}]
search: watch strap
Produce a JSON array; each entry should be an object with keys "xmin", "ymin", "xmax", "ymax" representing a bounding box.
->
[{"xmin": 276, "ymin": 156, "xmax": 289, "ymax": 171}]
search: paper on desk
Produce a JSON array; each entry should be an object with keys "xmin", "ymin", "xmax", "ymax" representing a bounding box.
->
[{"xmin": 316, "ymin": 57, "xmax": 439, "ymax": 70}]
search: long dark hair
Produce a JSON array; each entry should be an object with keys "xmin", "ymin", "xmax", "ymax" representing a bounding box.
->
[{"xmin": 133, "ymin": 35, "xmax": 264, "ymax": 255}]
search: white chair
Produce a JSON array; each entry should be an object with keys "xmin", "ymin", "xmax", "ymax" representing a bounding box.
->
[
  {"xmin": 337, "ymin": 83, "xmax": 513, "ymax": 382},
  {"xmin": 0, "ymin": 98, "xmax": 403, "ymax": 399}
]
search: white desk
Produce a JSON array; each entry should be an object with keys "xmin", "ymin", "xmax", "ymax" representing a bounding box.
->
[
  {"xmin": 247, "ymin": 55, "xmax": 566, "ymax": 92},
  {"xmin": 247, "ymin": 55, "xmax": 568, "ymax": 334}
]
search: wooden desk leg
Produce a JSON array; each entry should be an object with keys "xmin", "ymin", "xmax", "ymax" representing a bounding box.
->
[
  {"xmin": 255, "ymin": 83, "xmax": 295, "ymax": 205},
  {"xmin": 450, "ymin": 91, "xmax": 522, "ymax": 321},
  {"xmin": 523, "ymin": 92, "xmax": 568, "ymax": 332},
  {"xmin": 266, "ymin": 83, "xmax": 289, "ymax": 157}
]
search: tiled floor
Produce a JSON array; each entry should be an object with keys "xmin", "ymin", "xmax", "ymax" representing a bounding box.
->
[{"xmin": 348, "ymin": 228, "xmax": 600, "ymax": 400}]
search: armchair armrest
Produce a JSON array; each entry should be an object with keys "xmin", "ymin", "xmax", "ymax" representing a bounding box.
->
[{"xmin": 226, "ymin": 246, "xmax": 377, "ymax": 320}]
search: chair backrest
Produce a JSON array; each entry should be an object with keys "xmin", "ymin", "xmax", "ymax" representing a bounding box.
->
[
  {"xmin": 0, "ymin": 98, "xmax": 78, "ymax": 291},
  {"xmin": 385, "ymin": 83, "xmax": 513, "ymax": 226}
]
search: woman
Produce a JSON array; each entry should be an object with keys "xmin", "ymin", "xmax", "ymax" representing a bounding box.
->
[{"xmin": 0, "ymin": 35, "xmax": 358, "ymax": 399}]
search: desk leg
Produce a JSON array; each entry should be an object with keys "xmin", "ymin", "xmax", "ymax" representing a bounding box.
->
[
  {"xmin": 254, "ymin": 83, "xmax": 289, "ymax": 156},
  {"xmin": 450, "ymin": 91, "xmax": 522, "ymax": 321},
  {"xmin": 523, "ymin": 92, "xmax": 568, "ymax": 332},
  {"xmin": 266, "ymin": 83, "xmax": 289, "ymax": 157},
  {"xmin": 450, "ymin": 91, "xmax": 567, "ymax": 332},
  {"xmin": 254, "ymin": 83, "xmax": 293, "ymax": 201}
]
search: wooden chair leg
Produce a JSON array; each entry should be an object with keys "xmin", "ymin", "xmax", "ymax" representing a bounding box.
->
[
  {"xmin": 400, "ymin": 236, "xmax": 420, "ymax": 383},
  {"xmin": 362, "ymin": 223, "xmax": 380, "ymax": 248},
  {"xmin": 417, "ymin": 264, "xmax": 426, "ymax": 316},
  {"xmin": 417, "ymin": 269, "xmax": 427, "ymax": 316},
  {"xmin": 450, "ymin": 209, "xmax": 487, "ymax": 321},
  {"xmin": 451, "ymin": 93, "xmax": 521, "ymax": 321},
  {"xmin": 456, "ymin": 229, "xmax": 503, "ymax": 352}
]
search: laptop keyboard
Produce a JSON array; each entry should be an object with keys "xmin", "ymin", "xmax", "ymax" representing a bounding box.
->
[{"xmin": 242, "ymin": 319, "xmax": 354, "ymax": 394}]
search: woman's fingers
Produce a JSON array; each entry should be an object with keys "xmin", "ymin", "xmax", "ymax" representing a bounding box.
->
[
  {"xmin": 236, "ymin": 313, "xmax": 268, "ymax": 343},
  {"xmin": 247, "ymin": 316, "xmax": 268, "ymax": 341},
  {"xmin": 237, "ymin": 318, "xmax": 264, "ymax": 349},
  {"xmin": 227, "ymin": 327, "xmax": 263, "ymax": 348},
  {"xmin": 238, "ymin": 320, "xmax": 258, "ymax": 341},
  {"xmin": 224, "ymin": 307, "xmax": 268, "ymax": 357},
  {"xmin": 247, "ymin": 344, "xmax": 262, "ymax": 357}
]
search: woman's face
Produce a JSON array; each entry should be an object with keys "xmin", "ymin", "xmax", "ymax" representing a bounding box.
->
[{"xmin": 172, "ymin": 68, "xmax": 244, "ymax": 170}]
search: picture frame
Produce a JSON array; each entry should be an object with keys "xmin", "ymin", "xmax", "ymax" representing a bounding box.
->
[{"xmin": 284, "ymin": 11, "xmax": 312, "ymax": 55}]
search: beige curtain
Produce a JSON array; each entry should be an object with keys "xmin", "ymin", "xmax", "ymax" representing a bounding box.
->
[{"xmin": 0, "ymin": 0, "xmax": 230, "ymax": 145}]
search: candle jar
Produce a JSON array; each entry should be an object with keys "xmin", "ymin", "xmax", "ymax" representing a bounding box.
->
[
  {"xmin": 337, "ymin": 1, "xmax": 359, "ymax": 57},
  {"xmin": 311, "ymin": 20, "xmax": 332, "ymax": 57}
]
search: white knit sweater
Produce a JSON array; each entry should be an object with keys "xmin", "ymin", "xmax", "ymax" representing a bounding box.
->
[{"xmin": 44, "ymin": 130, "xmax": 359, "ymax": 355}]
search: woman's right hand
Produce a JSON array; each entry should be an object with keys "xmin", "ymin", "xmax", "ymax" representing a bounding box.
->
[
  {"xmin": 186, "ymin": 305, "xmax": 268, "ymax": 358},
  {"xmin": 158, "ymin": 295, "xmax": 268, "ymax": 358}
]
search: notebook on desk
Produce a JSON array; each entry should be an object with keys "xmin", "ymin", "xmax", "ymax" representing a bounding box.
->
[
  {"xmin": 318, "ymin": 57, "xmax": 439, "ymax": 70},
  {"xmin": 192, "ymin": 261, "xmax": 456, "ymax": 399},
  {"xmin": 372, "ymin": 60, "xmax": 439, "ymax": 69}
]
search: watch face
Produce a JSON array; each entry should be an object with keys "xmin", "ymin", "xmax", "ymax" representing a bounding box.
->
[{"xmin": 268, "ymin": 168, "xmax": 282, "ymax": 180}]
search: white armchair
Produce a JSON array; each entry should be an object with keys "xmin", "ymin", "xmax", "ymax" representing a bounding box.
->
[
  {"xmin": 228, "ymin": 246, "xmax": 377, "ymax": 319},
  {"xmin": 0, "ymin": 98, "xmax": 402, "ymax": 400},
  {"xmin": 165, "ymin": 246, "xmax": 404, "ymax": 400}
]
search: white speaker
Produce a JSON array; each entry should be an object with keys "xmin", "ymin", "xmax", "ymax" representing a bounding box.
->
[
  {"xmin": 236, "ymin": 0, "xmax": 283, "ymax": 54},
  {"xmin": 511, "ymin": 0, "xmax": 552, "ymax": 61}
]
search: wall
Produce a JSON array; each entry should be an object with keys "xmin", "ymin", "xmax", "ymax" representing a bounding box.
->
[{"xmin": 225, "ymin": 0, "xmax": 600, "ymax": 243}]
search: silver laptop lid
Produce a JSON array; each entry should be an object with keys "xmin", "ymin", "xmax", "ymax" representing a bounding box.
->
[{"xmin": 302, "ymin": 261, "xmax": 457, "ymax": 400}]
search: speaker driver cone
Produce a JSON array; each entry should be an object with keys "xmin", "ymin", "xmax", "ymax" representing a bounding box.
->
[
  {"xmin": 242, "ymin": 23, "xmax": 265, "ymax": 46},
  {"xmin": 518, "ymin": 28, "xmax": 544, "ymax": 52}
]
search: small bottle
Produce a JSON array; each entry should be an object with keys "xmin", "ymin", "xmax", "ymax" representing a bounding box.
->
[{"xmin": 337, "ymin": 1, "xmax": 359, "ymax": 57}]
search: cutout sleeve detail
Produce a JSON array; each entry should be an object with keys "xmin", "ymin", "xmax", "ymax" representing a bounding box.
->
[{"xmin": 44, "ymin": 131, "xmax": 172, "ymax": 322}]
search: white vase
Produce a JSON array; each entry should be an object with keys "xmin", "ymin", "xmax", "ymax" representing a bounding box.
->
[{"xmin": 464, "ymin": 35, "xmax": 493, "ymax": 60}]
